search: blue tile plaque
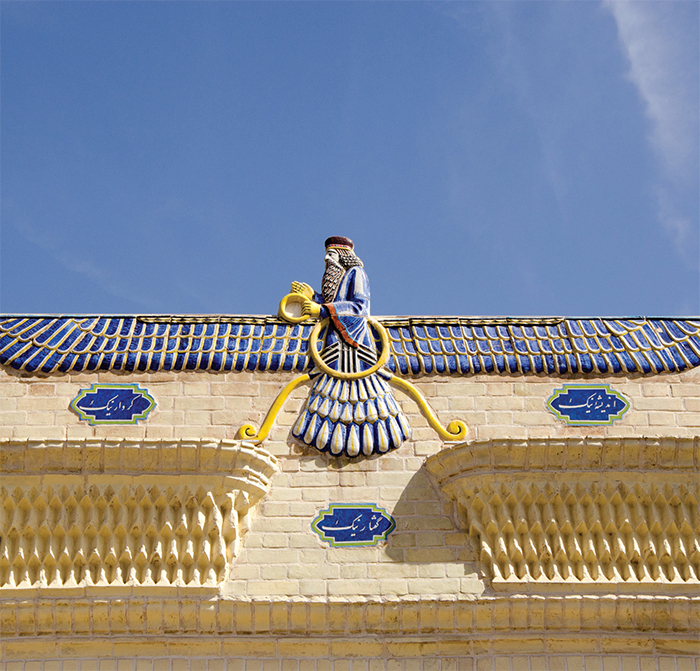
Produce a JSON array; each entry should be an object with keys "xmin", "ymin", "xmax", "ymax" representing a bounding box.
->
[
  {"xmin": 70, "ymin": 384, "xmax": 156, "ymax": 425},
  {"xmin": 547, "ymin": 384, "xmax": 629, "ymax": 425},
  {"xmin": 312, "ymin": 504, "xmax": 395, "ymax": 547}
]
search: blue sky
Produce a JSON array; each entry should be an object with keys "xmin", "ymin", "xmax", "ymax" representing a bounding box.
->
[{"xmin": 1, "ymin": 1, "xmax": 698, "ymax": 317}]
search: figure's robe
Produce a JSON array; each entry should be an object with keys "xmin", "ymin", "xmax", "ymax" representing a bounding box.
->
[
  {"xmin": 292, "ymin": 266, "xmax": 410, "ymax": 457},
  {"xmin": 314, "ymin": 267, "xmax": 376, "ymax": 375}
]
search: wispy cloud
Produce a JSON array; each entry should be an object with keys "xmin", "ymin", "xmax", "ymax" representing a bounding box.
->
[
  {"xmin": 10, "ymin": 216, "xmax": 158, "ymax": 312},
  {"xmin": 603, "ymin": 0, "xmax": 699, "ymax": 259}
]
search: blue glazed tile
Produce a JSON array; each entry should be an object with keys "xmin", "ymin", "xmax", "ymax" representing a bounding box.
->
[
  {"xmin": 571, "ymin": 338, "xmax": 587, "ymax": 353},
  {"xmin": 567, "ymin": 321, "xmax": 583, "ymax": 338},
  {"xmin": 89, "ymin": 336, "xmax": 105, "ymax": 353},
  {"xmin": 208, "ymin": 352, "xmax": 222, "ymax": 371},
  {"xmin": 45, "ymin": 326, "xmax": 72, "ymax": 350},
  {"xmin": 5, "ymin": 317, "xmax": 28, "ymax": 333},
  {"xmin": 412, "ymin": 325, "xmax": 427, "ymax": 340},
  {"xmin": 617, "ymin": 351, "xmax": 635, "ymax": 372},
  {"xmin": 220, "ymin": 353, "xmax": 233, "ymax": 371},
  {"xmin": 2, "ymin": 316, "xmax": 700, "ymax": 377},
  {"xmin": 59, "ymin": 353, "xmax": 77, "ymax": 372},
  {"xmin": 677, "ymin": 341, "xmax": 698, "ymax": 364},
  {"xmin": 542, "ymin": 354, "xmax": 555, "ymax": 373},
  {"xmin": 22, "ymin": 349, "xmax": 45, "ymax": 372},
  {"xmin": 580, "ymin": 321, "xmax": 596, "ymax": 337},
  {"xmin": 268, "ymin": 352, "xmax": 281, "ymax": 370},
  {"xmin": 41, "ymin": 351, "xmax": 63, "ymax": 372},
  {"xmin": 85, "ymin": 354, "xmax": 100, "ymax": 371},
  {"xmin": 578, "ymin": 353, "xmax": 593, "ymax": 373},
  {"xmin": 584, "ymin": 337, "xmax": 600, "ymax": 353},
  {"xmin": 21, "ymin": 318, "xmax": 51, "ymax": 340}
]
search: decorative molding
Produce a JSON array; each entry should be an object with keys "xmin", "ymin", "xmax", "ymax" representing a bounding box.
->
[
  {"xmin": 0, "ymin": 439, "xmax": 277, "ymax": 591},
  {"xmin": 0, "ymin": 594, "xmax": 697, "ymax": 639},
  {"xmin": 426, "ymin": 437, "xmax": 699, "ymax": 590}
]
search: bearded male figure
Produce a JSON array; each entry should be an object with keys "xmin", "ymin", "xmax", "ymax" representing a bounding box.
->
[{"xmin": 290, "ymin": 236, "xmax": 410, "ymax": 457}]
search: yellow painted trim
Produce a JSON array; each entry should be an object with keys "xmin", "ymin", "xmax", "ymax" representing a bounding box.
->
[
  {"xmin": 388, "ymin": 375, "xmax": 468, "ymax": 442},
  {"xmin": 309, "ymin": 318, "xmax": 390, "ymax": 380},
  {"xmin": 237, "ymin": 374, "xmax": 311, "ymax": 443}
]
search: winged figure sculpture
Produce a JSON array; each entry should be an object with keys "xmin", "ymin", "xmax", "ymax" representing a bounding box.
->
[{"xmin": 1, "ymin": 235, "xmax": 700, "ymax": 458}]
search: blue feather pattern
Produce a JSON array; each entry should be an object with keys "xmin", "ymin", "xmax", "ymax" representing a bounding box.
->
[
  {"xmin": 0, "ymin": 316, "xmax": 699, "ymax": 377},
  {"xmin": 291, "ymin": 372, "xmax": 410, "ymax": 458}
]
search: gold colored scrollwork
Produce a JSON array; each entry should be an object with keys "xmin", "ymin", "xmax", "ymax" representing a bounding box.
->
[
  {"xmin": 237, "ymin": 374, "xmax": 311, "ymax": 444},
  {"xmin": 387, "ymin": 375, "xmax": 468, "ymax": 442}
]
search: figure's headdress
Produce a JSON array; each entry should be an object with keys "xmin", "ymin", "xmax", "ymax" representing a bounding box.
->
[
  {"xmin": 325, "ymin": 236, "xmax": 354, "ymax": 251},
  {"xmin": 321, "ymin": 236, "xmax": 362, "ymax": 302}
]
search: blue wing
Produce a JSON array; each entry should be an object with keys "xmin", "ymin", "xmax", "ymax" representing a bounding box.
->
[
  {"xmin": 383, "ymin": 317, "xmax": 700, "ymax": 376},
  {"xmin": 0, "ymin": 316, "xmax": 313, "ymax": 374},
  {"xmin": 0, "ymin": 315, "xmax": 698, "ymax": 376}
]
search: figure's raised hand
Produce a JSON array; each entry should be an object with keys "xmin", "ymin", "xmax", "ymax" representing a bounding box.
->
[
  {"xmin": 291, "ymin": 282, "xmax": 314, "ymax": 299},
  {"xmin": 302, "ymin": 299, "xmax": 322, "ymax": 319}
]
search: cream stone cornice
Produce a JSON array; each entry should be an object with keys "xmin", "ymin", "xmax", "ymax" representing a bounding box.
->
[
  {"xmin": 0, "ymin": 439, "xmax": 278, "ymax": 592},
  {"xmin": 426, "ymin": 437, "xmax": 699, "ymax": 591},
  {"xmin": 0, "ymin": 594, "xmax": 697, "ymax": 641}
]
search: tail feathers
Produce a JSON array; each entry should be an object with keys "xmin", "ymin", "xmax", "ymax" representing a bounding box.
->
[{"xmin": 292, "ymin": 373, "xmax": 410, "ymax": 457}]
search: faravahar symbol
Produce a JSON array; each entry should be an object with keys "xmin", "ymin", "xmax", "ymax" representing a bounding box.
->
[{"xmin": 237, "ymin": 236, "xmax": 467, "ymax": 457}]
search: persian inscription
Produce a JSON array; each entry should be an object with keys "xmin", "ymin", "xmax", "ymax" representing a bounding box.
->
[
  {"xmin": 71, "ymin": 383, "xmax": 155, "ymax": 425},
  {"xmin": 312, "ymin": 503, "xmax": 395, "ymax": 547},
  {"xmin": 547, "ymin": 384, "xmax": 629, "ymax": 425}
]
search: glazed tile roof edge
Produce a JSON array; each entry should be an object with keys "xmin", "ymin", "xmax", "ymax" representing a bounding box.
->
[{"xmin": 1, "ymin": 315, "xmax": 699, "ymax": 377}]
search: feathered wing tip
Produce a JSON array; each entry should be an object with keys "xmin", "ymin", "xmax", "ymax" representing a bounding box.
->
[{"xmin": 292, "ymin": 373, "xmax": 410, "ymax": 457}]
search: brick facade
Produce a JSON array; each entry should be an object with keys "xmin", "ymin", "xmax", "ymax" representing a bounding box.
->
[{"xmin": 1, "ymin": 347, "xmax": 698, "ymax": 668}]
